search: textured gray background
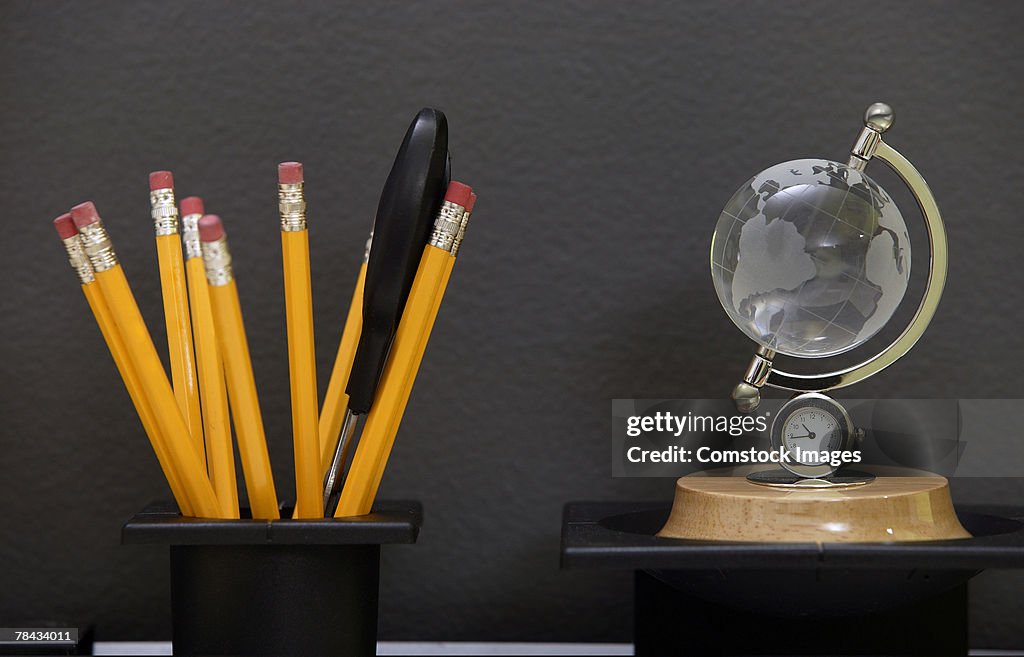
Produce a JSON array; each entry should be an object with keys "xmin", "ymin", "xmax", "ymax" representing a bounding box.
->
[{"xmin": 1, "ymin": 0, "xmax": 1023, "ymax": 647}]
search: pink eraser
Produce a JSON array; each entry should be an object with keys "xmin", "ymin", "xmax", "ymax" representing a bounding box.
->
[
  {"xmin": 278, "ymin": 162, "xmax": 303, "ymax": 184},
  {"xmin": 198, "ymin": 214, "xmax": 225, "ymax": 242},
  {"xmin": 53, "ymin": 213, "xmax": 78, "ymax": 239},
  {"xmin": 444, "ymin": 181, "xmax": 473, "ymax": 209},
  {"xmin": 70, "ymin": 201, "xmax": 101, "ymax": 228},
  {"xmin": 149, "ymin": 171, "xmax": 174, "ymax": 191},
  {"xmin": 180, "ymin": 196, "xmax": 205, "ymax": 217},
  {"xmin": 466, "ymin": 192, "xmax": 478, "ymax": 214}
]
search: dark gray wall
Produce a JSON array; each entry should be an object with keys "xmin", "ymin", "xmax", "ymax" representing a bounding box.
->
[{"xmin": 1, "ymin": 0, "xmax": 1022, "ymax": 646}]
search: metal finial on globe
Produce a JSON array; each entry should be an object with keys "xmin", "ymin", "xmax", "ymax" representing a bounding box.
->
[
  {"xmin": 864, "ymin": 103, "xmax": 894, "ymax": 133},
  {"xmin": 731, "ymin": 382, "xmax": 761, "ymax": 413}
]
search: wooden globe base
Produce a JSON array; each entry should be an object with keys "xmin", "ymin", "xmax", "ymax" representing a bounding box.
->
[{"xmin": 658, "ymin": 467, "xmax": 971, "ymax": 543}]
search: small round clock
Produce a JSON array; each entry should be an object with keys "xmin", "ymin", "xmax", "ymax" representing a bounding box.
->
[{"xmin": 772, "ymin": 393, "xmax": 857, "ymax": 479}]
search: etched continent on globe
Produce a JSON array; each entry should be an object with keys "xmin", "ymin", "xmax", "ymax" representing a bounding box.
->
[{"xmin": 711, "ymin": 159, "xmax": 910, "ymax": 358}]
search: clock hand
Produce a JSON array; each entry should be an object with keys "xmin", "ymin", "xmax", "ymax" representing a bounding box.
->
[{"xmin": 802, "ymin": 424, "xmax": 816, "ymax": 439}]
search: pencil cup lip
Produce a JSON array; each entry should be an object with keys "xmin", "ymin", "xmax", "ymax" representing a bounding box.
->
[{"xmin": 121, "ymin": 499, "xmax": 422, "ymax": 545}]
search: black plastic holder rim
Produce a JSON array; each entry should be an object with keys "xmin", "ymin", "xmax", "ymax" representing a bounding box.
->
[
  {"xmin": 121, "ymin": 500, "xmax": 422, "ymax": 657},
  {"xmin": 122, "ymin": 499, "xmax": 422, "ymax": 545}
]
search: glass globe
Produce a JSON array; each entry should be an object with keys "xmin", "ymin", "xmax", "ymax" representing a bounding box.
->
[{"xmin": 711, "ymin": 159, "xmax": 910, "ymax": 358}]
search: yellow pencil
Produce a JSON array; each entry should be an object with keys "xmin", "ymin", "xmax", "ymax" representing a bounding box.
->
[
  {"xmin": 149, "ymin": 172, "xmax": 204, "ymax": 466},
  {"xmin": 55, "ymin": 214, "xmax": 195, "ymax": 515},
  {"xmin": 319, "ymin": 231, "xmax": 370, "ymax": 474},
  {"xmin": 278, "ymin": 163, "xmax": 321, "ymax": 518},
  {"xmin": 336, "ymin": 182, "xmax": 474, "ymax": 517},
  {"xmin": 199, "ymin": 214, "xmax": 280, "ymax": 520},
  {"xmin": 181, "ymin": 197, "xmax": 239, "ymax": 519},
  {"xmin": 70, "ymin": 202, "xmax": 221, "ymax": 518},
  {"xmin": 394, "ymin": 191, "xmax": 476, "ymax": 434}
]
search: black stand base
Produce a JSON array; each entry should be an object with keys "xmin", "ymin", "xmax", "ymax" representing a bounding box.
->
[
  {"xmin": 562, "ymin": 501, "xmax": 1024, "ymax": 657},
  {"xmin": 635, "ymin": 570, "xmax": 967, "ymax": 657}
]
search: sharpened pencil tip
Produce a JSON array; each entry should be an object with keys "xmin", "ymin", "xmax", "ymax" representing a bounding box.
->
[{"xmin": 198, "ymin": 214, "xmax": 225, "ymax": 242}]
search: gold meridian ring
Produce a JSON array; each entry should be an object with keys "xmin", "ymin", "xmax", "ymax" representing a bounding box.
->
[{"xmin": 767, "ymin": 140, "xmax": 948, "ymax": 392}]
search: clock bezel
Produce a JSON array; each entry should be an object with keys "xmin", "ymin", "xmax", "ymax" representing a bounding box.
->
[{"xmin": 771, "ymin": 393, "xmax": 855, "ymax": 479}]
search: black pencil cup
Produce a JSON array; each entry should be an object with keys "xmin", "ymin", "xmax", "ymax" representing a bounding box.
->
[{"xmin": 122, "ymin": 500, "xmax": 421, "ymax": 657}]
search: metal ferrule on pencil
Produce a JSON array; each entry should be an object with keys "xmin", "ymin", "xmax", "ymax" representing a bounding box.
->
[
  {"xmin": 181, "ymin": 213, "xmax": 203, "ymax": 260},
  {"xmin": 201, "ymin": 237, "xmax": 234, "ymax": 286},
  {"xmin": 449, "ymin": 209, "xmax": 473, "ymax": 258},
  {"xmin": 278, "ymin": 182, "xmax": 307, "ymax": 232},
  {"xmin": 149, "ymin": 188, "xmax": 179, "ymax": 236},
  {"xmin": 363, "ymin": 231, "xmax": 373, "ymax": 263},
  {"xmin": 427, "ymin": 200, "xmax": 465, "ymax": 253},
  {"xmin": 77, "ymin": 221, "xmax": 119, "ymax": 272},
  {"xmin": 62, "ymin": 235, "xmax": 95, "ymax": 284}
]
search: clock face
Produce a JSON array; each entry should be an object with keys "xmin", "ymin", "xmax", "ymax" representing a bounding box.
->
[
  {"xmin": 770, "ymin": 393, "xmax": 854, "ymax": 479},
  {"xmin": 782, "ymin": 407, "xmax": 843, "ymax": 464}
]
